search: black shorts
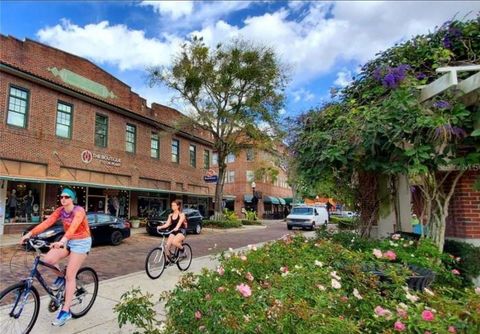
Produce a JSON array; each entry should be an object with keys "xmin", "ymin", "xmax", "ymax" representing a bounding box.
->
[{"xmin": 171, "ymin": 228, "xmax": 186, "ymax": 236}]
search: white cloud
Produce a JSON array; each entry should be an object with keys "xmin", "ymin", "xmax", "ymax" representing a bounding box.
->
[
  {"xmin": 37, "ymin": 19, "xmax": 184, "ymax": 71},
  {"xmin": 140, "ymin": 1, "xmax": 193, "ymax": 20},
  {"xmin": 291, "ymin": 88, "xmax": 315, "ymax": 103},
  {"xmin": 334, "ymin": 69, "xmax": 352, "ymax": 88}
]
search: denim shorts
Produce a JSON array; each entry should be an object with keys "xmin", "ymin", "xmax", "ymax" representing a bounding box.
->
[{"xmin": 67, "ymin": 237, "xmax": 92, "ymax": 254}]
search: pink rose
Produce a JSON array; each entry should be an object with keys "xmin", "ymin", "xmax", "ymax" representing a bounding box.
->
[
  {"xmin": 195, "ymin": 310, "xmax": 202, "ymax": 320},
  {"xmin": 236, "ymin": 283, "xmax": 252, "ymax": 298},
  {"xmin": 217, "ymin": 286, "xmax": 225, "ymax": 292},
  {"xmin": 384, "ymin": 250, "xmax": 397, "ymax": 261},
  {"xmin": 374, "ymin": 306, "xmax": 386, "ymax": 316},
  {"xmin": 280, "ymin": 266, "xmax": 289, "ymax": 273},
  {"xmin": 245, "ymin": 272, "xmax": 254, "ymax": 282},
  {"xmin": 475, "ymin": 287, "xmax": 480, "ymax": 295},
  {"xmin": 424, "ymin": 332, "xmax": 432, "ymax": 334},
  {"xmin": 421, "ymin": 310, "xmax": 435, "ymax": 321},
  {"xmin": 394, "ymin": 321, "xmax": 406, "ymax": 332},
  {"xmin": 451, "ymin": 269, "xmax": 460, "ymax": 275},
  {"xmin": 205, "ymin": 294, "xmax": 212, "ymax": 301},
  {"xmin": 396, "ymin": 307, "xmax": 408, "ymax": 319},
  {"xmin": 217, "ymin": 266, "xmax": 225, "ymax": 276},
  {"xmin": 448, "ymin": 326, "xmax": 457, "ymax": 333}
]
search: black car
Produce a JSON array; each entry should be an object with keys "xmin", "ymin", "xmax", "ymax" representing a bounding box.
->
[
  {"xmin": 24, "ymin": 212, "xmax": 131, "ymax": 247},
  {"xmin": 146, "ymin": 208, "xmax": 203, "ymax": 236}
]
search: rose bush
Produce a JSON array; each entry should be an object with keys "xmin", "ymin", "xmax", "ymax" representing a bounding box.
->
[{"xmin": 151, "ymin": 233, "xmax": 479, "ymax": 333}]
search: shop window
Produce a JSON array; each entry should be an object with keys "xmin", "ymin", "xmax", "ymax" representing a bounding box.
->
[
  {"xmin": 151, "ymin": 132, "xmax": 159, "ymax": 159},
  {"xmin": 7, "ymin": 85, "xmax": 29, "ymax": 128},
  {"xmin": 56, "ymin": 101, "xmax": 73, "ymax": 139},
  {"xmin": 125, "ymin": 123, "xmax": 136, "ymax": 153},
  {"xmin": 95, "ymin": 114, "xmax": 108, "ymax": 147}
]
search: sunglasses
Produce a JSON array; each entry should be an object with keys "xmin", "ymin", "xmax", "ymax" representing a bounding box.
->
[{"xmin": 60, "ymin": 195, "xmax": 71, "ymax": 199}]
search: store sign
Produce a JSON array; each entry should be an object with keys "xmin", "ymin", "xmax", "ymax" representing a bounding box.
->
[
  {"xmin": 81, "ymin": 150, "xmax": 121, "ymax": 167},
  {"xmin": 203, "ymin": 169, "xmax": 218, "ymax": 183}
]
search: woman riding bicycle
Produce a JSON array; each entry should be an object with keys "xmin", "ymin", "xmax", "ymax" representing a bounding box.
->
[
  {"xmin": 20, "ymin": 187, "xmax": 91, "ymax": 327},
  {"xmin": 157, "ymin": 200, "xmax": 187, "ymax": 261}
]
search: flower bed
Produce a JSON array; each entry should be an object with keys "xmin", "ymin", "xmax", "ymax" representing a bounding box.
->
[{"xmin": 117, "ymin": 232, "xmax": 480, "ymax": 333}]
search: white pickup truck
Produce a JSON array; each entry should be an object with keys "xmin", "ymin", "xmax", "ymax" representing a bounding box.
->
[{"xmin": 286, "ymin": 205, "xmax": 329, "ymax": 230}]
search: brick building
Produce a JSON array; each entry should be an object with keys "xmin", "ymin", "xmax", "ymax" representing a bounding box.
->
[
  {"xmin": 0, "ymin": 35, "xmax": 219, "ymax": 234},
  {"xmin": 220, "ymin": 147, "xmax": 293, "ymax": 219}
]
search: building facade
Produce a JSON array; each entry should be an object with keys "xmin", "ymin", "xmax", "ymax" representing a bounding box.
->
[
  {"xmin": 0, "ymin": 35, "xmax": 217, "ymax": 234},
  {"xmin": 220, "ymin": 147, "xmax": 293, "ymax": 219}
]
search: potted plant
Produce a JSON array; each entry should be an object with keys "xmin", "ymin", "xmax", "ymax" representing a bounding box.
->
[{"xmin": 130, "ymin": 216, "xmax": 141, "ymax": 228}]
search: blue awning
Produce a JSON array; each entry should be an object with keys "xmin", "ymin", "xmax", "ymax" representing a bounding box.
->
[
  {"xmin": 264, "ymin": 196, "xmax": 280, "ymax": 204},
  {"xmin": 243, "ymin": 194, "xmax": 254, "ymax": 203},
  {"xmin": 278, "ymin": 197, "xmax": 286, "ymax": 205}
]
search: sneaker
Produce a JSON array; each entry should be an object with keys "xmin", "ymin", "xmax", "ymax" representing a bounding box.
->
[
  {"xmin": 51, "ymin": 276, "xmax": 65, "ymax": 290},
  {"xmin": 52, "ymin": 310, "xmax": 72, "ymax": 326}
]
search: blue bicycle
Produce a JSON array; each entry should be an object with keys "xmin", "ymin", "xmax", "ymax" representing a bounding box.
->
[{"xmin": 0, "ymin": 239, "xmax": 99, "ymax": 333}]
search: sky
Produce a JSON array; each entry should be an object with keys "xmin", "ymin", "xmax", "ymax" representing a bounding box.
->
[{"xmin": 1, "ymin": 1, "xmax": 479, "ymax": 118}]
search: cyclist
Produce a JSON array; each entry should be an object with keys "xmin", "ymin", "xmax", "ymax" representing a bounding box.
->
[
  {"xmin": 20, "ymin": 187, "xmax": 91, "ymax": 327},
  {"xmin": 157, "ymin": 199, "xmax": 187, "ymax": 261}
]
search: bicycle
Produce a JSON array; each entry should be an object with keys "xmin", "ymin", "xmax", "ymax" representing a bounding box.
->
[
  {"xmin": 0, "ymin": 238, "xmax": 99, "ymax": 333},
  {"xmin": 145, "ymin": 230, "xmax": 193, "ymax": 279}
]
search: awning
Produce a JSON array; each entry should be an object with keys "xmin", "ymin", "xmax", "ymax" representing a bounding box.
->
[
  {"xmin": 263, "ymin": 196, "xmax": 280, "ymax": 204},
  {"xmin": 283, "ymin": 197, "xmax": 293, "ymax": 204},
  {"xmin": 243, "ymin": 194, "xmax": 254, "ymax": 203},
  {"xmin": 278, "ymin": 197, "xmax": 286, "ymax": 205}
]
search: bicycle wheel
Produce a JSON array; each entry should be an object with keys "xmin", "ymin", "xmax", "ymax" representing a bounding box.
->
[
  {"xmin": 145, "ymin": 247, "xmax": 166, "ymax": 279},
  {"xmin": 0, "ymin": 282, "xmax": 40, "ymax": 334},
  {"xmin": 176, "ymin": 243, "xmax": 192, "ymax": 271},
  {"xmin": 70, "ymin": 267, "xmax": 98, "ymax": 318}
]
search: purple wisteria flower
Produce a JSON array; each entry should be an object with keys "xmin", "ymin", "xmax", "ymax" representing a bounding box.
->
[
  {"xmin": 442, "ymin": 25, "xmax": 462, "ymax": 49},
  {"xmin": 434, "ymin": 125, "xmax": 467, "ymax": 140},
  {"xmin": 373, "ymin": 64, "xmax": 410, "ymax": 89},
  {"xmin": 416, "ymin": 72, "xmax": 427, "ymax": 80},
  {"xmin": 433, "ymin": 100, "xmax": 451, "ymax": 109}
]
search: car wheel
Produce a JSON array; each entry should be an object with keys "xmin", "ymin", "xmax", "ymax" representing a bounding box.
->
[
  {"xmin": 194, "ymin": 223, "xmax": 202, "ymax": 235},
  {"xmin": 110, "ymin": 230, "xmax": 123, "ymax": 246},
  {"xmin": 287, "ymin": 225, "xmax": 292, "ymax": 230},
  {"xmin": 310, "ymin": 223, "xmax": 315, "ymax": 231}
]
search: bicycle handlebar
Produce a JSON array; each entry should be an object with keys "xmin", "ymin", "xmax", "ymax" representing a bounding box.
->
[{"xmin": 26, "ymin": 238, "xmax": 64, "ymax": 250}]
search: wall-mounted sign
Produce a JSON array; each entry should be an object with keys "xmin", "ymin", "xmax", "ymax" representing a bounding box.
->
[
  {"xmin": 203, "ymin": 169, "xmax": 218, "ymax": 183},
  {"xmin": 81, "ymin": 150, "xmax": 121, "ymax": 167}
]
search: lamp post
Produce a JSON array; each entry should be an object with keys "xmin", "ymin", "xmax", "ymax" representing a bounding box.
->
[{"xmin": 251, "ymin": 182, "xmax": 257, "ymax": 213}]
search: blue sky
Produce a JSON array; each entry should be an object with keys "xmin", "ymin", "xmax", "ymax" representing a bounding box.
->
[{"xmin": 1, "ymin": 1, "xmax": 478, "ymax": 118}]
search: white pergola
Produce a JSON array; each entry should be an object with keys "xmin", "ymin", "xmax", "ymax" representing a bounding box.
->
[{"xmin": 420, "ymin": 64, "xmax": 480, "ymax": 105}]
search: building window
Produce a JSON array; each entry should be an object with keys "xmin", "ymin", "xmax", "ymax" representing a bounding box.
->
[
  {"xmin": 7, "ymin": 85, "xmax": 29, "ymax": 128},
  {"xmin": 172, "ymin": 139, "xmax": 180, "ymax": 163},
  {"xmin": 246, "ymin": 170, "xmax": 255, "ymax": 182},
  {"xmin": 212, "ymin": 152, "xmax": 218, "ymax": 166},
  {"xmin": 95, "ymin": 114, "xmax": 108, "ymax": 147},
  {"xmin": 227, "ymin": 153, "xmax": 235, "ymax": 163},
  {"xmin": 204, "ymin": 150, "xmax": 210, "ymax": 169},
  {"xmin": 189, "ymin": 144, "xmax": 197, "ymax": 167},
  {"xmin": 151, "ymin": 132, "xmax": 159, "ymax": 159},
  {"xmin": 55, "ymin": 101, "xmax": 73, "ymax": 138},
  {"xmin": 246, "ymin": 148, "xmax": 254, "ymax": 161},
  {"xmin": 125, "ymin": 124, "xmax": 136, "ymax": 153},
  {"xmin": 227, "ymin": 171, "xmax": 235, "ymax": 183}
]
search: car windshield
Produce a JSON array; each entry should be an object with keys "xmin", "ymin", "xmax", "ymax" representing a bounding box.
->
[{"xmin": 291, "ymin": 207, "xmax": 314, "ymax": 215}]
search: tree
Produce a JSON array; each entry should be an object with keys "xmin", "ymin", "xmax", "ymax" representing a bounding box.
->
[
  {"xmin": 290, "ymin": 17, "xmax": 480, "ymax": 249},
  {"xmin": 148, "ymin": 37, "xmax": 287, "ymax": 217}
]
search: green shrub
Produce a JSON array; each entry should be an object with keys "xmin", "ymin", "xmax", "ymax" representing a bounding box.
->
[
  {"xmin": 444, "ymin": 239, "xmax": 480, "ymax": 286},
  {"xmin": 241, "ymin": 220, "xmax": 262, "ymax": 225},
  {"xmin": 244, "ymin": 210, "xmax": 257, "ymax": 221},
  {"xmin": 330, "ymin": 216, "xmax": 358, "ymax": 230},
  {"xmin": 203, "ymin": 220, "xmax": 242, "ymax": 228},
  {"xmin": 223, "ymin": 209, "xmax": 238, "ymax": 221}
]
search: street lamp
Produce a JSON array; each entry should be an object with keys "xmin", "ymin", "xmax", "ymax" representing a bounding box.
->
[{"xmin": 251, "ymin": 182, "xmax": 257, "ymax": 213}]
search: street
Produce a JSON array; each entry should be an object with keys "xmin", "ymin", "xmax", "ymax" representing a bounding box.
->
[{"xmin": 0, "ymin": 220, "xmax": 299, "ymax": 292}]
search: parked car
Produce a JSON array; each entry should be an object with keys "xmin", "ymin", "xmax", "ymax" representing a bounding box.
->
[
  {"xmin": 23, "ymin": 212, "xmax": 131, "ymax": 248},
  {"xmin": 146, "ymin": 208, "xmax": 203, "ymax": 236},
  {"xmin": 286, "ymin": 205, "xmax": 329, "ymax": 230},
  {"xmin": 340, "ymin": 211, "xmax": 358, "ymax": 218}
]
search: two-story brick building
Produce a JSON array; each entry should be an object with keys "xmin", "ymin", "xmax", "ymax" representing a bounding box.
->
[
  {"xmin": 0, "ymin": 35, "xmax": 219, "ymax": 234},
  {"xmin": 220, "ymin": 146, "xmax": 293, "ymax": 219}
]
